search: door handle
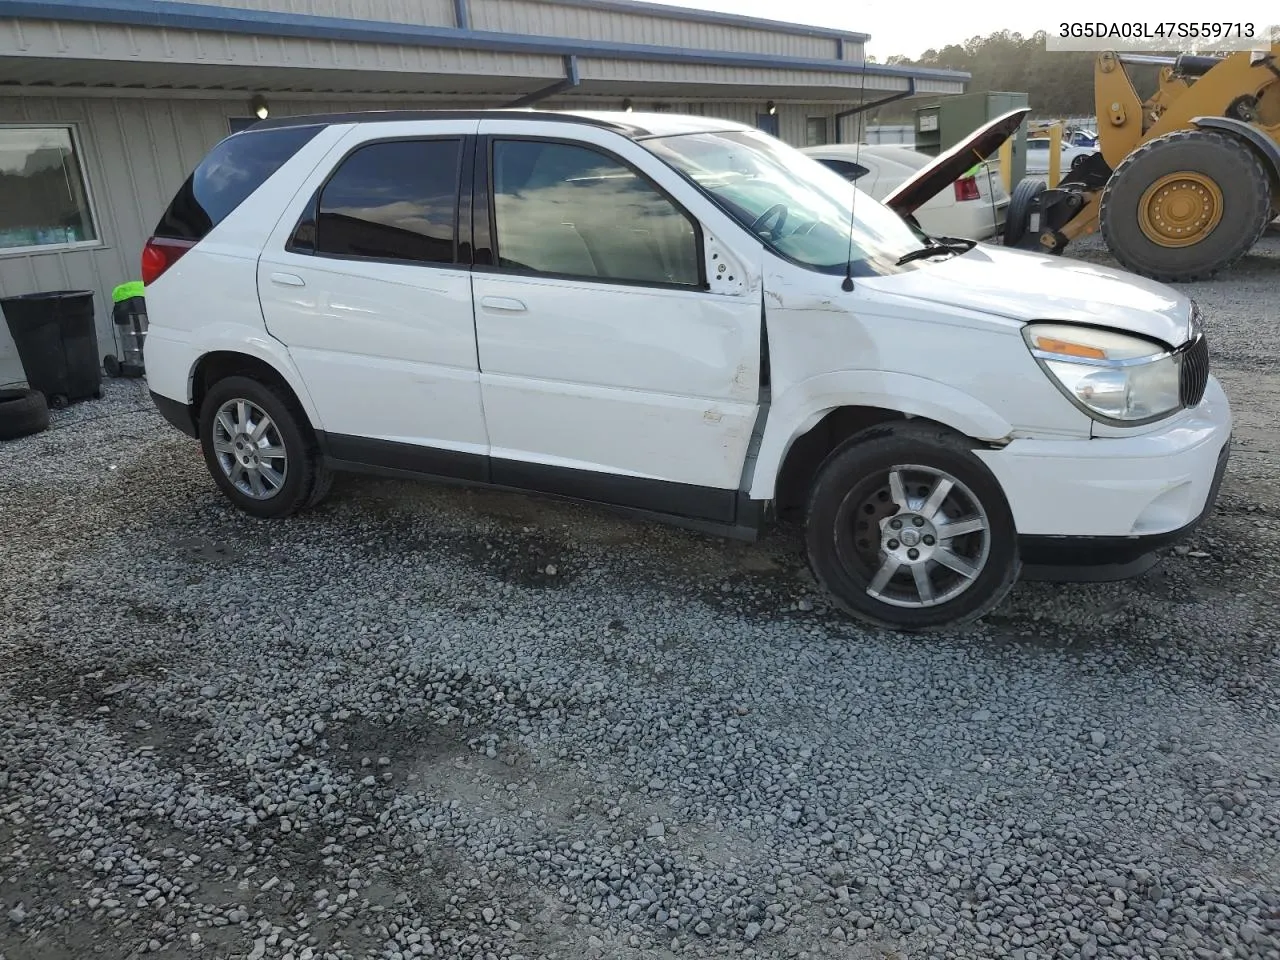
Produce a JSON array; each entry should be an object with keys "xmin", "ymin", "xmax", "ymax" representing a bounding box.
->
[
  {"xmin": 480, "ymin": 296, "xmax": 526, "ymax": 313},
  {"xmin": 270, "ymin": 272, "xmax": 305, "ymax": 287}
]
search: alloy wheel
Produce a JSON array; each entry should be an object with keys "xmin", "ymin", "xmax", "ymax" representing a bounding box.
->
[
  {"xmin": 211, "ymin": 398, "xmax": 289, "ymax": 500},
  {"xmin": 834, "ymin": 463, "xmax": 991, "ymax": 609}
]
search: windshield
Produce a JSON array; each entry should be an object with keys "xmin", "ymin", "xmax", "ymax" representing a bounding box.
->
[{"xmin": 643, "ymin": 129, "xmax": 931, "ymax": 277}]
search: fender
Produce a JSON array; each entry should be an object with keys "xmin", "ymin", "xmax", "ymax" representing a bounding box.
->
[
  {"xmin": 1189, "ymin": 116, "xmax": 1280, "ymax": 182},
  {"xmin": 148, "ymin": 321, "xmax": 325, "ymax": 431},
  {"xmin": 747, "ymin": 370, "xmax": 1013, "ymax": 500}
]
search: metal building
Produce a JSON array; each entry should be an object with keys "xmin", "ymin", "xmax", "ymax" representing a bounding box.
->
[{"xmin": 0, "ymin": 0, "xmax": 968, "ymax": 383}]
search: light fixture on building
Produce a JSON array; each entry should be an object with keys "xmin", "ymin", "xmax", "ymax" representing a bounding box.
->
[
  {"xmin": 767, "ymin": 100, "xmax": 777, "ymax": 116},
  {"xmin": 250, "ymin": 94, "xmax": 270, "ymax": 120},
  {"xmin": 622, "ymin": 98, "xmax": 634, "ymax": 113}
]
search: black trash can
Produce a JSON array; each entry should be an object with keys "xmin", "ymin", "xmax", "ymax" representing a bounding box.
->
[{"xmin": 1, "ymin": 290, "xmax": 102, "ymax": 408}]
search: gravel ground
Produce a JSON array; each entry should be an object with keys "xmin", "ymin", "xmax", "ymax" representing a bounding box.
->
[{"xmin": 2, "ymin": 233, "xmax": 1279, "ymax": 960}]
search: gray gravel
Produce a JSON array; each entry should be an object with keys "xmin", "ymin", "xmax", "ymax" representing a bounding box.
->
[{"xmin": 2, "ymin": 234, "xmax": 1279, "ymax": 960}]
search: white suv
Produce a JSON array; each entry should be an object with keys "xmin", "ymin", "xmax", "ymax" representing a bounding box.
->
[{"xmin": 142, "ymin": 108, "xmax": 1231, "ymax": 632}]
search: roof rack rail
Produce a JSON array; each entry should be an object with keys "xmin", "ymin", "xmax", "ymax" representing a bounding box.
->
[{"xmin": 247, "ymin": 108, "xmax": 649, "ymax": 136}]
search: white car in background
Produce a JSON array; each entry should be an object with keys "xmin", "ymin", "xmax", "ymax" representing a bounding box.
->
[
  {"xmin": 802, "ymin": 143, "xmax": 1010, "ymax": 241},
  {"xmin": 1025, "ymin": 137, "xmax": 1097, "ymax": 176}
]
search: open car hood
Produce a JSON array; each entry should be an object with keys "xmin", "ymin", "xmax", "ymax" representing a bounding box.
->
[{"xmin": 882, "ymin": 107, "xmax": 1031, "ymax": 216}]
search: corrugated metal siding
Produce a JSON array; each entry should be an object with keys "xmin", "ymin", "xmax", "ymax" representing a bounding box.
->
[
  {"xmin": 191, "ymin": 0, "xmax": 851, "ymax": 60},
  {"xmin": 191, "ymin": 0, "xmax": 456, "ymax": 28},
  {"xmin": 469, "ymin": 0, "xmax": 835, "ymax": 59}
]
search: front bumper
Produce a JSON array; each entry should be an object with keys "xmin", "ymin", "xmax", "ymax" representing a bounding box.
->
[{"xmin": 975, "ymin": 375, "xmax": 1231, "ymax": 579}]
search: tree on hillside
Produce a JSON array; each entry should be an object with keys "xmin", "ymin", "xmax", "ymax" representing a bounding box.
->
[{"xmin": 868, "ymin": 30, "xmax": 1161, "ymax": 124}]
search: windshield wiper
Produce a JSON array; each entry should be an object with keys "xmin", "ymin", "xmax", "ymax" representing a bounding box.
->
[
  {"xmin": 895, "ymin": 242, "xmax": 958, "ymax": 266},
  {"xmin": 931, "ymin": 235, "xmax": 979, "ymax": 252}
]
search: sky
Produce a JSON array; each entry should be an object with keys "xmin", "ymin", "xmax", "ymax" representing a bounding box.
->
[{"xmin": 635, "ymin": 0, "xmax": 1274, "ymax": 60}]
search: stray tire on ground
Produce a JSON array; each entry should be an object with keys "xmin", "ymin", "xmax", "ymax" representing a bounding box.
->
[{"xmin": 0, "ymin": 387, "xmax": 50, "ymax": 441}]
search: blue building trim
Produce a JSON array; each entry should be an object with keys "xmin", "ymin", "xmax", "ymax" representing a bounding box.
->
[
  {"xmin": 0, "ymin": 0, "xmax": 970, "ymax": 84},
  {"xmin": 453, "ymin": 0, "xmax": 468, "ymax": 30}
]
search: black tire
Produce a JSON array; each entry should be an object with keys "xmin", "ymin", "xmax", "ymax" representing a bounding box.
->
[
  {"xmin": 198, "ymin": 375, "xmax": 326, "ymax": 519},
  {"xmin": 1002, "ymin": 177, "xmax": 1047, "ymax": 249},
  {"xmin": 305, "ymin": 462, "xmax": 335, "ymax": 509},
  {"xmin": 1100, "ymin": 130, "xmax": 1272, "ymax": 282},
  {"xmin": 48, "ymin": 394, "xmax": 68, "ymax": 410},
  {"xmin": 1070, "ymin": 153, "xmax": 1087, "ymax": 171},
  {"xmin": 0, "ymin": 388, "xmax": 50, "ymax": 441},
  {"xmin": 804, "ymin": 423, "xmax": 1020, "ymax": 632},
  {"xmin": 104, "ymin": 355, "xmax": 121, "ymax": 378}
]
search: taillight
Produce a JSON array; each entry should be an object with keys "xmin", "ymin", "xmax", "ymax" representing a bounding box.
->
[
  {"xmin": 953, "ymin": 176, "xmax": 981, "ymax": 202},
  {"xmin": 141, "ymin": 237, "xmax": 195, "ymax": 286}
]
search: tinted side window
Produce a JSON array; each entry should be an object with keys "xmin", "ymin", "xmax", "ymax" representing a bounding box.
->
[
  {"xmin": 815, "ymin": 158, "xmax": 869, "ymax": 182},
  {"xmin": 315, "ymin": 139, "xmax": 460, "ymax": 264},
  {"xmin": 491, "ymin": 140, "xmax": 699, "ymax": 287},
  {"xmin": 155, "ymin": 125, "xmax": 322, "ymax": 241}
]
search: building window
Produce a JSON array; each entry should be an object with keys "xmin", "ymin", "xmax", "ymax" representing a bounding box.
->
[
  {"xmin": 0, "ymin": 126, "xmax": 98, "ymax": 253},
  {"xmin": 314, "ymin": 139, "xmax": 461, "ymax": 265},
  {"xmin": 490, "ymin": 139, "xmax": 700, "ymax": 287},
  {"xmin": 806, "ymin": 117, "xmax": 829, "ymax": 147}
]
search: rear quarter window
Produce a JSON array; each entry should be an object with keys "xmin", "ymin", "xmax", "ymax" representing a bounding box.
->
[{"xmin": 154, "ymin": 125, "xmax": 323, "ymax": 241}]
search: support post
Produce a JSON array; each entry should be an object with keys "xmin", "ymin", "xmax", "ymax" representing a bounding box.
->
[{"xmin": 1048, "ymin": 121, "xmax": 1062, "ymax": 188}]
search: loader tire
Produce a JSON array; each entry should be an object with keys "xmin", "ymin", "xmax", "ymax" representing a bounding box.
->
[
  {"xmin": 1100, "ymin": 129, "xmax": 1272, "ymax": 282},
  {"xmin": 1002, "ymin": 177, "xmax": 1047, "ymax": 249}
]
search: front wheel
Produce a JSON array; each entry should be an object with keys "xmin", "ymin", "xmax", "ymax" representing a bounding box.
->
[
  {"xmin": 804, "ymin": 423, "xmax": 1020, "ymax": 632},
  {"xmin": 198, "ymin": 375, "xmax": 329, "ymax": 519}
]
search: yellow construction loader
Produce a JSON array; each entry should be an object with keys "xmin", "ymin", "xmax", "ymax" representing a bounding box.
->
[{"xmin": 1003, "ymin": 43, "xmax": 1280, "ymax": 281}]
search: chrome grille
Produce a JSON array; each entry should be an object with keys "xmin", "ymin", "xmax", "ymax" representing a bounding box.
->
[{"xmin": 1179, "ymin": 334, "xmax": 1210, "ymax": 408}]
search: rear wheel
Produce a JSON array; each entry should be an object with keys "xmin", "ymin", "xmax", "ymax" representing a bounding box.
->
[
  {"xmin": 198, "ymin": 375, "xmax": 329, "ymax": 519},
  {"xmin": 1100, "ymin": 129, "xmax": 1272, "ymax": 281},
  {"xmin": 804, "ymin": 423, "xmax": 1020, "ymax": 632}
]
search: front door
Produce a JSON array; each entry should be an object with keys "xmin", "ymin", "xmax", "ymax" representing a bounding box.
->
[
  {"xmin": 257, "ymin": 122, "xmax": 488, "ymax": 477},
  {"xmin": 470, "ymin": 124, "xmax": 762, "ymax": 522}
]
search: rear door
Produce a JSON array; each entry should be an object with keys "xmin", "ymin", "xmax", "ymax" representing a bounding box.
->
[{"xmin": 256, "ymin": 120, "xmax": 488, "ymax": 476}]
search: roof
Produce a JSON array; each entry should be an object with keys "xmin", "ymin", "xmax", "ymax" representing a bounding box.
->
[{"xmin": 246, "ymin": 108, "xmax": 755, "ymax": 140}]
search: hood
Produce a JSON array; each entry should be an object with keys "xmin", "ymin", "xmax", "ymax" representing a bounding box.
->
[
  {"xmin": 869, "ymin": 243, "xmax": 1194, "ymax": 347},
  {"xmin": 883, "ymin": 107, "xmax": 1030, "ymax": 216}
]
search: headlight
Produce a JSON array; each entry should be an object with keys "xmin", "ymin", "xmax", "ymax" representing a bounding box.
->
[{"xmin": 1023, "ymin": 322, "xmax": 1181, "ymax": 424}]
